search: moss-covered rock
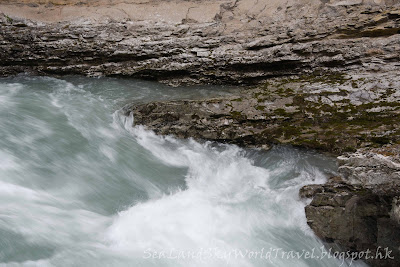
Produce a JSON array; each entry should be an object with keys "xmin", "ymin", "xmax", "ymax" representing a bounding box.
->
[{"xmin": 128, "ymin": 71, "xmax": 400, "ymax": 154}]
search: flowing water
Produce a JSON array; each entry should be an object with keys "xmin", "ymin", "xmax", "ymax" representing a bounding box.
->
[{"xmin": 0, "ymin": 76, "xmax": 367, "ymax": 267}]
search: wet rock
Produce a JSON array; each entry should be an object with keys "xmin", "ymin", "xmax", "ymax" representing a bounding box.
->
[
  {"xmin": 391, "ymin": 196, "xmax": 400, "ymax": 224},
  {"xmin": 129, "ymin": 73, "xmax": 400, "ymax": 265},
  {"xmin": 127, "ymin": 72, "xmax": 400, "ymax": 154},
  {"xmin": 299, "ymin": 184, "xmax": 324, "ymax": 198},
  {"xmin": 301, "ymin": 145, "xmax": 400, "ymax": 267}
]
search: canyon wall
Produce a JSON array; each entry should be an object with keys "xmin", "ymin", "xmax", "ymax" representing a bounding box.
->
[{"xmin": 1, "ymin": 1, "xmax": 400, "ymax": 85}]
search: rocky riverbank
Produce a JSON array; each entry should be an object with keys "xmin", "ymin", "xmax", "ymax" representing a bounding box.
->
[
  {"xmin": 125, "ymin": 69, "xmax": 400, "ymax": 266},
  {"xmin": 300, "ymin": 145, "xmax": 400, "ymax": 266},
  {"xmin": 126, "ymin": 70, "xmax": 400, "ymax": 154},
  {"xmin": 1, "ymin": 1, "xmax": 400, "ymax": 86},
  {"xmin": 1, "ymin": 0, "xmax": 400, "ymax": 266}
]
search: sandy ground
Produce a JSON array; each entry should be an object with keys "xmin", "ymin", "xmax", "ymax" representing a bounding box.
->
[
  {"xmin": 0, "ymin": 0, "xmax": 229, "ymax": 24},
  {"xmin": 0, "ymin": 0, "xmax": 395, "ymax": 24}
]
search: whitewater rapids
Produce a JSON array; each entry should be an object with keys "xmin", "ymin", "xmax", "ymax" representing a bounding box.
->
[{"xmin": 0, "ymin": 76, "xmax": 367, "ymax": 267}]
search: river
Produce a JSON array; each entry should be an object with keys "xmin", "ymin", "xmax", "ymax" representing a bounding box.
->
[{"xmin": 0, "ymin": 75, "xmax": 367, "ymax": 266}]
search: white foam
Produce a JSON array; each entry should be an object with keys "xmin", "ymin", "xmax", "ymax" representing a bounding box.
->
[
  {"xmin": 99, "ymin": 144, "xmax": 117, "ymax": 163},
  {"xmin": 0, "ymin": 150, "xmax": 19, "ymax": 171},
  {"xmin": 0, "ymin": 78, "xmax": 366, "ymax": 267},
  {"xmin": 104, "ymin": 115, "xmax": 358, "ymax": 266},
  {"xmin": 0, "ymin": 83, "xmax": 23, "ymax": 109},
  {"xmin": 103, "ymin": 112, "xmax": 371, "ymax": 266}
]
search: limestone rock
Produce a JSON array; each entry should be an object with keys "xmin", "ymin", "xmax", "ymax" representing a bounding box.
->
[
  {"xmin": 126, "ymin": 72, "xmax": 400, "ymax": 154},
  {"xmin": 301, "ymin": 145, "xmax": 400, "ymax": 267},
  {"xmin": 1, "ymin": 1, "xmax": 400, "ymax": 85},
  {"xmin": 338, "ymin": 145, "xmax": 400, "ymax": 186}
]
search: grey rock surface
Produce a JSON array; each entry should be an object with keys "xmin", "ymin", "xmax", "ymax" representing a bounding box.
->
[
  {"xmin": 301, "ymin": 145, "xmax": 400, "ymax": 267},
  {"xmin": 126, "ymin": 71, "xmax": 400, "ymax": 154},
  {"xmin": 1, "ymin": 1, "xmax": 400, "ymax": 85},
  {"xmin": 338, "ymin": 145, "xmax": 400, "ymax": 186}
]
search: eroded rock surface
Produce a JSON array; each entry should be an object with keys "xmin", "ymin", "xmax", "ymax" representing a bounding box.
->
[
  {"xmin": 338, "ymin": 145, "xmax": 400, "ymax": 186},
  {"xmin": 126, "ymin": 64, "xmax": 400, "ymax": 267},
  {"xmin": 301, "ymin": 145, "xmax": 400, "ymax": 267},
  {"xmin": 1, "ymin": 1, "xmax": 400, "ymax": 85},
  {"xmin": 126, "ymin": 71, "xmax": 400, "ymax": 153}
]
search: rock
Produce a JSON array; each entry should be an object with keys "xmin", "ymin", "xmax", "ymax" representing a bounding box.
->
[
  {"xmin": 126, "ymin": 72, "xmax": 400, "ymax": 154},
  {"xmin": 0, "ymin": 2, "xmax": 400, "ymax": 85},
  {"xmin": 127, "ymin": 70, "xmax": 400, "ymax": 266},
  {"xmin": 301, "ymin": 145, "xmax": 400, "ymax": 267},
  {"xmin": 299, "ymin": 184, "xmax": 324, "ymax": 198},
  {"xmin": 391, "ymin": 196, "xmax": 400, "ymax": 224},
  {"xmin": 127, "ymin": 71, "xmax": 400, "ymax": 265},
  {"xmin": 338, "ymin": 145, "xmax": 400, "ymax": 186}
]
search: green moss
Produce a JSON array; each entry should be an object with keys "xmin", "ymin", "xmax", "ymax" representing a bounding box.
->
[
  {"xmin": 344, "ymin": 146, "xmax": 357, "ymax": 152},
  {"xmin": 225, "ymin": 103, "xmax": 233, "ymax": 109},
  {"xmin": 4, "ymin": 14, "xmax": 13, "ymax": 24},
  {"xmin": 300, "ymin": 120, "xmax": 313, "ymax": 127},
  {"xmin": 281, "ymin": 126, "xmax": 301, "ymax": 138},
  {"xmin": 292, "ymin": 95, "xmax": 306, "ymax": 107},
  {"xmin": 253, "ymin": 92, "xmax": 263, "ymax": 98},
  {"xmin": 370, "ymin": 136, "xmax": 391, "ymax": 145},
  {"xmin": 230, "ymin": 111, "xmax": 246, "ymax": 120},
  {"xmin": 274, "ymin": 108, "xmax": 289, "ymax": 116},
  {"xmin": 227, "ymin": 74, "xmax": 400, "ymax": 153},
  {"xmin": 255, "ymin": 105, "xmax": 265, "ymax": 111},
  {"xmin": 381, "ymin": 88, "xmax": 396, "ymax": 98}
]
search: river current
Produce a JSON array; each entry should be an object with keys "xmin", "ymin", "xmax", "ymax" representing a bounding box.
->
[{"xmin": 0, "ymin": 76, "xmax": 367, "ymax": 267}]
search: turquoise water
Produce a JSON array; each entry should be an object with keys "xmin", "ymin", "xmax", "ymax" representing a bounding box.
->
[{"xmin": 0, "ymin": 76, "xmax": 367, "ymax": 266}]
